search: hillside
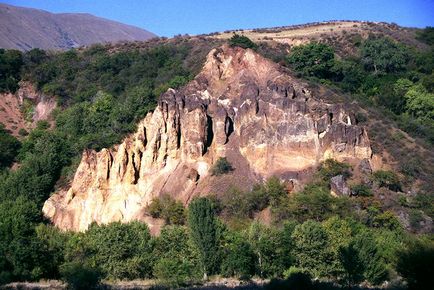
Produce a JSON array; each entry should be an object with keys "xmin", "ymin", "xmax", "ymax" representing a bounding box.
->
[
  {"xmin": 0, "ymin": 21, "xmax": 433, "ymax": 289},
  {"xmin": 0, "ymin": 3, "xmax": 156, "ymax": 50}
]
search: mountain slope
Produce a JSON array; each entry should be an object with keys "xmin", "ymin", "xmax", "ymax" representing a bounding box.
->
[{"xmin": 0, "ymin": 3, "xmax": 156, "ymax": 50}]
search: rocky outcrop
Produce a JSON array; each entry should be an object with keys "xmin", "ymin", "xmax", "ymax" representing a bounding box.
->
[
  {"xmin": 43, "ymin": 45, "xmax": 372, "ymax": 231},
  {"xmin": 0, "ymin": 81, "xmax": 56, "ymax": 136},
  {"xmin": 330, "ymin": 175, "xmax": 351, "ymax": 196}
]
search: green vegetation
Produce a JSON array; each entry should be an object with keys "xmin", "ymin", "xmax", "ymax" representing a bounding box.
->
[
  {"xmin": 148, "ymin": 194, "xmax": 186, "ymax": 225},
  {"xmin": 0, "ymin": 49, "xmax": 23, "ymax": 93},
  {"xmin": 229, "ymin": 34, "xmax": 258, "ymax": 50},
  {"xmin": 396, "ymin": 239, "xmax": 434, "ymax": 290},
  {"xmin": 0, "ymin": 125, "xmax": 20, "ymax": 169},
  {"xmin": 372, "ymin": 170, "xmax": 402, "ymax": 191},
  {"xmin": 0, "ymin": 26, "xmax": 433, "ymax": 289},
  {"xmin": 287, "ymin": 42, "xmax": 335, "ymax": 78},
  {"xmin": 360, "ymin": 37, "xmax": 409, "ymax": 74},
  {"xmin": 188, "ymin": 197, "xmax": 221, "ymax": 279},
  {"xmin": 60, "ymin": 262, "xmax": 101, "ymax": 290},
  {"xmin": 210, "ymin": 157, "xmax": 233, "ymax": 176},
  {"xmin": 318, "ymin": 159, "xmax": 351, "ymax": 181}
]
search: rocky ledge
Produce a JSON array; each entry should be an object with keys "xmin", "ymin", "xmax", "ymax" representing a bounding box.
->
[{"xmin": 43, "ymin": 45, "xmax": 372, "ymax": 231}]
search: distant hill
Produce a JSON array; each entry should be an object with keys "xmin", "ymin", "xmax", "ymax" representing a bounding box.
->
[{"xmin": 0, "ymin": 3, "xmax": 156, "ymax": 50}]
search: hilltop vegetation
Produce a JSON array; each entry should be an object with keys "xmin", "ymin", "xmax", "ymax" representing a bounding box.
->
[{"xmin": 0, "ymin": 23, "xmax": 433, "ymax": 289}]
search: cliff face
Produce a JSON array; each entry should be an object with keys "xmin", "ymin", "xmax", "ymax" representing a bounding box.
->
[{"xmin": 43, "ymin": 46, "xmax": 372, "ymax": 231}]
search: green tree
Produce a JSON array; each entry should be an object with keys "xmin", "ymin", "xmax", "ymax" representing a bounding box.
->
[
  {"xmin": 318, "ymin": 159, "xmax": 352, "ymax": 181},
  {"xmin": 361, "ymin": 37, "xmax": 409, "ymax": 74},
  {"xmin": 35, "ymin": 224, "xmax": 70, "ymax": 279},
  {"xmin": 291, "ymin": 220, "xmax": 332, "ymax": 278},
  {"xmin": 148, "ymin": 194, "xmax": 186, "ymax": 225},
  {"xmin": 404, "ymin": 84, "xmax": 434, "ymax": 121},
  {"xmin": 0, "ymin": 124, "xmax": 21, "ymax": 169},
  {"xmin": 0, "ymin": 197, "xmax": 44, "ymax": 283},
  {"xmin": 416, "ymin": 26, "xmax": 434, "ymax": 46},
  {"xmin": 248, "ymin": 222, "xmax": 292, "ymax": 278},
  {"xmin": 188, "ymin": 197, "xmax": 220, "ymax": 280},
  {"xmin": 153, "ymin": 225, "xmax": 201, "ymax": 287},
  {"xmin": 339, "ymin": 242, "xmax": 364, "ymax": 287},
  {"xmin": 371, "ymin": 170, "xmax": 401, "ymax": 191},
  {"xmin": 287, "ymin": 43, "xmax": 335, "ymax": 78},
  {"xmin": 60, "ymin": 262, "xmax": 101, "ymax": 290},
  {"xmin": 221, "ymin": 230, "xmax": 256, "ymax": 278},
  {"xmin": 396, "ymin": 239, "xmax": 434, "ymax": 290},
  {"xmin": 323, "ymin": 216, "xmax": 353, "ymax": 279},
  {"xmin": 352, "ymin": 230, "xmax": 388, "ymax": 285},
  {"xmin": 82, "ymin": 221, "xmax": 153, "ymax": 280},
  {"xmin": 0, "ymin": 49, "xmax": 23, "ymax": 92}
]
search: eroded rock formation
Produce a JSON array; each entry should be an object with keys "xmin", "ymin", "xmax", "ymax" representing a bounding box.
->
[{"xmin": 43, "ymin": 45, "xmax": 372, "ymax": 231}]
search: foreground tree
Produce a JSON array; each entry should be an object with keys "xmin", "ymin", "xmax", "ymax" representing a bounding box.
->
[
  {"xmin": 291, "ymin": 220, "xmax": 332, "ymax": 278},
  {"xmin": 396, "ymin": 239, "xmax": 434, "ymax": 290},
  {"xmin": 188, "ymin": 197, "xmax": 220, "ymax": 280}
]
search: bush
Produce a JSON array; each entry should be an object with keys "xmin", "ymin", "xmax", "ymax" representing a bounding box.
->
[
  {"xmin": 153, "ymin": 257, "xmax": 198, "ymax": 288},
  {"xmin": 148, "ymin": 194, "xmax": 186, "ymax": 225},
  {"xmin": 351, "ymin": 183, "xmax": 372, "ymax": 197},
  {"xmin": 210, "ymin": 157, "xmax": 233, "ymax": 176},
  {"xmin": 318, "ymin": 159, "xmax": 351, "ymax": 181},
  {"xmin": 79, "ymin": 221, "xmax": 154, "ymax": 280},
  {"xmin": 229, "ymin": 34, "xmax": 257, "ymax": 50},
  {"xmin": 372, "ymin": 170, "xmax": 401, "ymax": 191},
  {"xmin": 60, "ymin": 262, "xmax": 101, "ymax": 290}
]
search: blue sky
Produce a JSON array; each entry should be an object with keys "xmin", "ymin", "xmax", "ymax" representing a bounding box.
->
[{"xmin": 3, "ymin": 0, "xmax": 434, "ymax": 36}]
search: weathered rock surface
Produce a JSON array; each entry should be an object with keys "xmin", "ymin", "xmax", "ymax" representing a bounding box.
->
[
  {"xmin": 330, "ymin": 175, "xmax": 351, "ymax": 196},
  {"xmin": 0, "ymin": 81, "xmax": 56, "ymax": 136},
  {"xmin": 43, "ymin": 45, "xmax": 372, "ymax": 231}
]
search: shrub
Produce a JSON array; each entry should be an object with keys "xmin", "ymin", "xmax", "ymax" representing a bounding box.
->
[
  {"xmin": 210, "ymin": 157, "xmax": 233, "ymax": 176},
  {"xmin": 351, "ymin": 183, "xmax": 372, "ymax": 197},
  {"xmin": 229, "ymin": 34, "xmax": 257, "ymax": 50},
  {"xmin": 372, "ymin": 170, "xmax": 401, "ymax": 191},
  {"xmin": 318, "ymin": 159, "xmax": 351, "ymax": 181},
  {"xmin": 148, "ymin": 195, "xmax": 186, "ymax": 225},
  {"xmin": 60, "ymin": 262, "xmax": 101, "ymax": 290},
  {"xmin": 153, "ymin": 257, "xmax": 197, "ymax": 288},
  {"xmin": 409, "ymin": 209, "xmax": 424, "ymax": 231}
]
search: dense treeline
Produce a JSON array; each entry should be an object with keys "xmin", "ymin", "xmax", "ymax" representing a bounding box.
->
[
  {"xmin": 2, "ymin": 191, "xmax": 432, "ymax": 289},
  {"xmin": 0, "ymin": 29, "xmax": 433, "ymax": 289}
]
